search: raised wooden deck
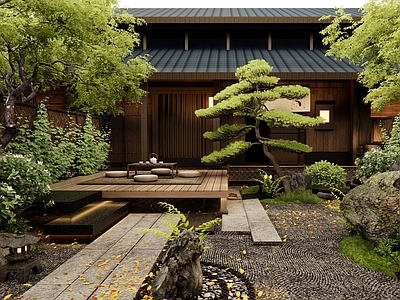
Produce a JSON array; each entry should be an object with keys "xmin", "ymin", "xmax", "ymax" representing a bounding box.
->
[{"xmin": 50, "ymin": 169, "xmax": 229, "ymax": 199}]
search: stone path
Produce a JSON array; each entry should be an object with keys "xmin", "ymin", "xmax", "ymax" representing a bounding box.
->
[
  {"xmin": 222, "ymin": 198, "xmax": 282, "ymax": 245},
  {"xmin": 22, "ymin": 213, "xmax": 179, "ymax": 300}
]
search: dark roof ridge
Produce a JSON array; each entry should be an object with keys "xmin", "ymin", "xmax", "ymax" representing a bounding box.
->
[{"xmin": 125, "ymin": 8, "xmax": 363, "ymax": 23}]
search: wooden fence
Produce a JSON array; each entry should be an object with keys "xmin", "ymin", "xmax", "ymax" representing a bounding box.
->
[{"xmin": 0, "ymin": 102, "xmax": 101, "ymax": 130}]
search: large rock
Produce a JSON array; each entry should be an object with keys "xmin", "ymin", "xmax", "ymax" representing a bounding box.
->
[
  {"xmin": 151, "ymin": 230, "xmax": 203, "ymax": 300},
  {"xmin": 390, "ymin": 158, "xmax": 400, "ymax": 171},
  {"xmin": 288, "ymin": 172, "xmax": 312, "ymax": 191},
  {"xmin": 341, "ymin": 171, "xmax": 400, "ymax": 244}
]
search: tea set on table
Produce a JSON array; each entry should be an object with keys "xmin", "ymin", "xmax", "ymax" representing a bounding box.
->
[{"xmin": 139, "ymin": 153, "xmax": 163, "ymax": 164}]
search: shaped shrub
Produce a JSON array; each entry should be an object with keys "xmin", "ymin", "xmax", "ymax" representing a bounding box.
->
[{"xmin": 304, "ymin": 160, "xmax": 346, "ymax": 189}]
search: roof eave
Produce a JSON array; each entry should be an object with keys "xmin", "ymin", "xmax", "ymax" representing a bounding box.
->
[{"xmin": 149, "ymin": 72, "xmax": 358, "ymax": 81}]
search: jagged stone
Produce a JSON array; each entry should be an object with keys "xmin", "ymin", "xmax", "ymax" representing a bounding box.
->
[
  {"xmin": 151, "ymin": 230, "xmax": 203, "ymax": 300},
  {"xmin": 288, "ymin": 172, "xmax": 312, "ymax": 191},
  {"xmin": 341, "ymin": 171, "xmax": 400, "ymax": 244},
  {"xmin": 389, "ymin": 158, "xmax": 400, "ymax": 171}
]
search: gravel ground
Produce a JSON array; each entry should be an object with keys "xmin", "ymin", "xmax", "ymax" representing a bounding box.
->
[
  {"xmin": 1, "ymin": 203, "xmax": 400, "ymax": 299},
  {"xmin": 202, "ymin": 203, "xmax": 400, "ymax": 300}
]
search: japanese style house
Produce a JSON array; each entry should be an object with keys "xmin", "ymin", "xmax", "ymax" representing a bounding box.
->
[{"xmin": 39, "ymin": 8, "xmax": 400, "ymax": 167}]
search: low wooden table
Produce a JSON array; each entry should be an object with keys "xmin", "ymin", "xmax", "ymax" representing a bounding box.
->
[{"xmin": 126, "ymin": 162, "xmax": 178, "ymax": 178}]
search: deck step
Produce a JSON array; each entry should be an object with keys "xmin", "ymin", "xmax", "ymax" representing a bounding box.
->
[
  {"xmin": 44, "ymin": 200, "xmax": 130, "ymax": 243},
  {"xmin": 222, "ymin": 198, "xmax": 282, "ymax": 245},
  {"xmin": 40, "ymin": 191, "xmax": 103, "ymax": 213}
]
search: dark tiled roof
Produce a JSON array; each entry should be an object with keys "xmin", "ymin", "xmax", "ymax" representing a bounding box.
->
[
  {"xmin": 131, "ymin": 47, "xmax": 361, "ymax": 80},
  {"xmin": 125, "ymin": 8, "xmax": 363, "ymax": 23}
]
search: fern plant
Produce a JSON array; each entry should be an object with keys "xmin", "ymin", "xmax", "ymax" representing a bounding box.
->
[
  {"xmin": 146, "ymin": 202, "xmax": 221, "ymax": 243},
  {"xmin": 253, "ymin": 169, "xmax": 286, "ymax": 198}
]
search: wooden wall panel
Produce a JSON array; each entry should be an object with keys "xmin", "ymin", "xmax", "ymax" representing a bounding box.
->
[
  {"xmin": 155, "ymin": 93, "xmax": 206, "ymax": 158},
  {"xmin": 306, "ymin": 81, "xmax": 351, "ymax": 152}
]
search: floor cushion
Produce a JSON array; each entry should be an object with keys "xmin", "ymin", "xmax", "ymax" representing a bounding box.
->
[
  {"xmin": 179, "ymin": 171, "xmax": 201, "ymax": 178},
  {"xmin": 105, "ymin": 171, "xmax": 127, "ymax": 178},
  {"xmin": 134, "ymin": 174, "xmax": 158, "ymax": 182},
  {"xmin": 151, "ymin": 168, "xmax": 172, "ymax": 175}
]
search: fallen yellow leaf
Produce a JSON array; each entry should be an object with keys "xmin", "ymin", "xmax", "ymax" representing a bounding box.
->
[
  {"xmin": 3, "ymin": 294, "xmax": 13, "ymax": 300},
  {"xmin": 239, "ymin": 268, "xmax": 245, "ymax": 274},
  {"xmin": 257, "ymin": 291, "xmax": 264, "ymax": 297}
]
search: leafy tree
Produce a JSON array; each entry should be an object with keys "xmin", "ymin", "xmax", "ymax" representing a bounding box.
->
[
  {"xmin": 320, "ymin": 1, "xmax": 400, "ymax": 111},
  {"xmin": 195, "ymin": 59, "xmax": 325, "ymax": 192},
  {"xmin": 0, "ymin": 0, "xmax": 154, "ymax": 149}
]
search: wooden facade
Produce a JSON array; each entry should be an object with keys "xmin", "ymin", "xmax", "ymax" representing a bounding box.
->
[
  {"xmin": 105, "ymin": 8, "xmax": 380, "ymax": 167},
  {"xmin": 13, "ymin": 8, "xmax": 399, "ymax": 168},
  {"xmin": 109, "ymin": 78, "xmax": 370, "ymax": 167}
]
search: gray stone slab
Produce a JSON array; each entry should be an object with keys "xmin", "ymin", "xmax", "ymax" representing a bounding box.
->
[
  {"xmin": 221, "ymin": 200, "xmax": 250, "ymax": 233},
  {"xmin": 135, "ymin": 214, "xmax": 180, "ymax": 250},
  {"xmin": 85, "ymin": 213, "xmax": 150, "ymax": 250},
  {"xmin": 23, "ymin": 213, "xmax": 179, "ymax": 300},
  {"xmin": 22, "ymin": 284, "xmax": 69, "ymax": 300},
  {"xmin": 243, "ymin": 198, "xmax": 282, "ymax": 245},
  {"xmin": 90, "ymin": 249, "xmax": 161, "ymax": 299}
]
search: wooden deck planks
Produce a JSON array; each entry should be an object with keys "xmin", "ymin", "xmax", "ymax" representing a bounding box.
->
[{"xmin": 50, "ymin": 169, "xmax": 228, "ymax": 199}]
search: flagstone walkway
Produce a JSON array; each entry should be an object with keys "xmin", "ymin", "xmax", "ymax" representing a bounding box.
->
[{"xmin": 22, "ymin": 213, "xmax": 179, "ymax": 300}]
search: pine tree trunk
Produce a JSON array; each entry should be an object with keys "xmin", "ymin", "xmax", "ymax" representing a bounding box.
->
[{"xmin": 263, "ymin": 144, "xmax": 292, "ymax": 193}]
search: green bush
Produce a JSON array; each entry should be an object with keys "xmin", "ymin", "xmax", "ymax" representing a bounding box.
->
[
  {"xmin": 6, "ymin": 104, "xmax": 77, "ymax": 182},
  {"xmin": 304, "ymin": 160, "xmax": 346, "ymax": 189},
  {"xmin": 355, "ymin": 114, "xmax": 400, "ymax": 179},
  {"xmin": 6, "ymin": 105, "xmax": 110, "ymax": 180},
  {"xmin": 0, "ymin": 154, "xmax": 52, "ymax": 233},
  {"xmin": 75, "ymin": 114, "xmax": 110, "ymax": 176}
]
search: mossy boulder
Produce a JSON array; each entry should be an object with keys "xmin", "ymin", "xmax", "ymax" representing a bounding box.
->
[{"xmin": 341, "ymin": 171, "xmax": 400, "ymax": 244}]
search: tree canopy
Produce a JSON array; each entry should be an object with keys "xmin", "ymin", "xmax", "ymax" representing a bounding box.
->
[
  {"xmin": 320, "ymin": 0, "xmax": 400, "ymax": 111},
  {"xmin": 195, "ymin": 59, "xmax": 325, "ymax": 192},
  {"xmin": 0, "ymin": 0, "xmax": 154, "ymax": 148}
]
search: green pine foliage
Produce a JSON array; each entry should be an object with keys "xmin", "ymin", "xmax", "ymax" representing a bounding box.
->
[
  {"xmin": 261, "ymin": 139, "xmax": 313, "ymax": 153},
  {"xmin": 258, "ymin": 109, "xmax": 325, "ymax": 128},
  {"xmin": 195, "ymin": 59, "xmax": 325, "ymax": 191},
  {"xmin": 203, "ymin": 124, "xmax": 251, "ymax": 141},
  {"xmin": 200, "ymin": 141, "xmax": 251, "ymax": 165}
]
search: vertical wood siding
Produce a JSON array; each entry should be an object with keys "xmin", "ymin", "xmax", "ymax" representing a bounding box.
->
[{"xmin": 151, "ymin": 91, "xmax": 213, "ymax": 160}]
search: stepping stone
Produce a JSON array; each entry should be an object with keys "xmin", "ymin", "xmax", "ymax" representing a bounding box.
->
[
  {"xmin": 243, "ymin": 198, "xmax": 282, "ymax": 245},
  {"xmin": 221, "ymin": 200, "xmax": 250, "ymax": 233}
]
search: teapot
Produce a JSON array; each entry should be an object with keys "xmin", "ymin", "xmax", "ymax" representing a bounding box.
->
[{"xmin": 149, "ymin": 153, "xmax": 158, "ymax": 164}]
